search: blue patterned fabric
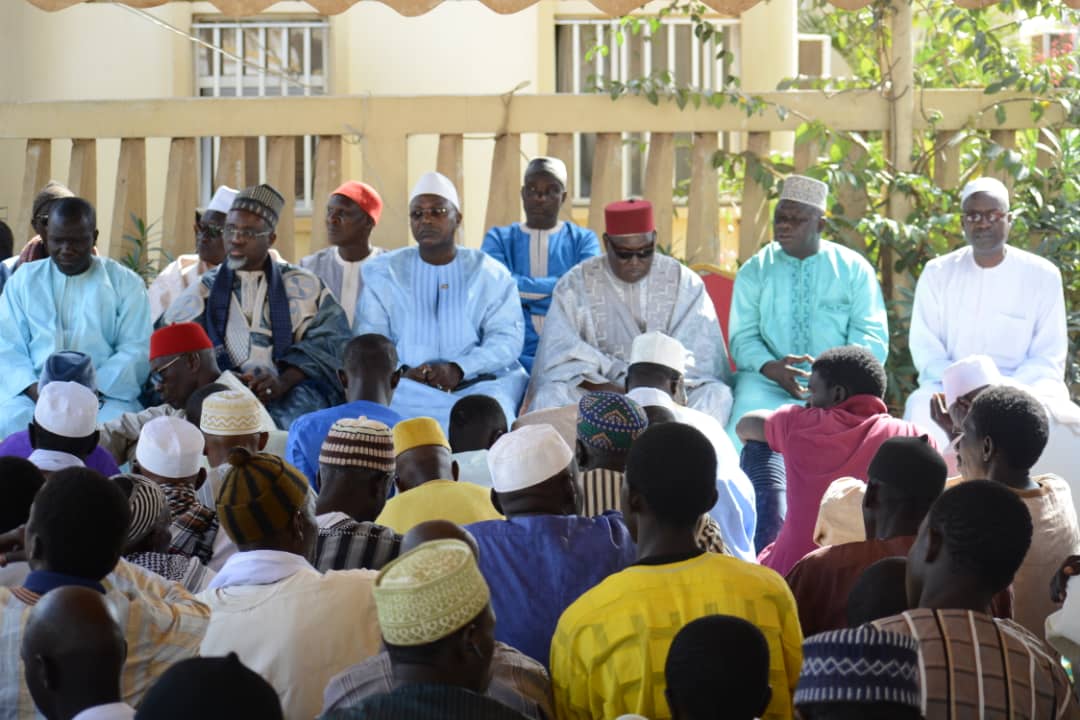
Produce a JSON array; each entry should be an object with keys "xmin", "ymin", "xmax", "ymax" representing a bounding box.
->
[
  {"xmin": 741, "ymin": 439, "xmax": 787, "ymax": 553},
  {"xmin": 795, "ymin": 626, "xmax": 920, "ymax": 708}
]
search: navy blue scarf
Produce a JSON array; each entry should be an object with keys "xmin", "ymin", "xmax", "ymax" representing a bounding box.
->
[
  {"xmin": 24, "ymin": 570, "xmax": 106, "ymax": 596},
  {"xmin": 205, "ymin": 256, "xmax": 293, "ymax": 371}
]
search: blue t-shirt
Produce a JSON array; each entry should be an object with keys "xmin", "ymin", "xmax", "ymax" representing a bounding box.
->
[{"xmin": 285, "ymin": 400, "xmax": 402, "ymax": 488}]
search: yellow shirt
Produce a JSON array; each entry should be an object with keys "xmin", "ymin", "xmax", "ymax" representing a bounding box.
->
[
  {"xmin": 375, "ymin": 479, "xmax": 503, "ymax": 533},
  {"xmin": 550, "ymin": 552, "xmax": 803, "ymax": 720}
]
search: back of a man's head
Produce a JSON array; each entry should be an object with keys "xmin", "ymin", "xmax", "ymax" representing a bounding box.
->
[
  {"xmin": 812, "ymin": 346, "xmax": 887, "ymax": 402},
  {"xmin": 0, "ymin": 457, "xmax": 45, "ymax": 533},
  {"xmin": 864, "ymin": 436, "xmax": 946, "ymax": 538},
  {"xmin": 966, "ymin": 385, "xmax": 1049, "ymax": 472},
  {"xmin": 846, "ymin": 557, "xmax": 910, "ymax": 627},
  {"xmin": 625, "ymin": 423, "xmax": 717, "ymax": 528},
  {"xmin": 343, "ymin": 333, "xmax": 398, "ymax": 380},
  {"xmin": 216, "ymin": 448, "xmax": 312, "ymax": 554},
  {"xmin": 448, "ymin": 395, "xmax": 507, "ymax": 453},
  {"xmin": 184, "ymin": 382, "xmax": 230, "ymax": 428},
  {"xmin": 576, "ymin": 391, "xmax": 648, "ymax": 472},
  {"xmin": 27, "ymin": 468, "xmax": 130, "ymax": 580},
  {"xmin": 30, "ymin": 381, "xmax": 100, "ymax": 458},
  {"xmin": 393, "ymin": 417, "xmax": 453, "ymax": 491},
  {"xmin": 665, "ymin": 615, "xmax": 771, "ymax": 720},
  {"xmin": 135, "ymin": 653, "xmax": 283, "ymax": 720}
]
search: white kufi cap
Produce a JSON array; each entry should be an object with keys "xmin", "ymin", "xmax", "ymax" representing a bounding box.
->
[
  {"xmin": 207, "ymin": 185, "xmax": 238, "ymax": 214},
  {"xmin": 960, "ymin": 176, "xmax": 1009, "ymax": 209},
  {"xmin": 33, "ymin": 381, "xmax": 98, "ymax": 438},
  {"xmin": 136, "ymin": 416, "xmax": 206, "ymax": 479},
  {"xmin": 942, "ymin": 355, "xmax": 1003, "ymax": 408},
  {"xmin": 779, "ymin": 174, "xmax": 828, "ymax": 212},
  {"xmin": 525, "ymin": 157, "xmax": 569, "ymax": 187},
  {"xmin": 410, "ymin": 171, "xmax": 460, "ymax": 212},
  {"xmin": 487, "ymin": 424, "xmax": 574, "ymax": 494},
  {"xmin": 630, "ymin": 331, "xmax": 687, "ymax": 375}
]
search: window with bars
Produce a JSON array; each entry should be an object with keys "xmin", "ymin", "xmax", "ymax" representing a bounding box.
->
[
  {"xmin": 555, "ymin": 17, "xmax": 741, "ymax": 201},
  {"xmin": 193, "ymin": 18, "xmax": 330, "ymax": 213}
]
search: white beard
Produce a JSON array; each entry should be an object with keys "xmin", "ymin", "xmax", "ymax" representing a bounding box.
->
[{"xmin": 225, "ymin": 256, "xmax": 247, "ymax": 271}]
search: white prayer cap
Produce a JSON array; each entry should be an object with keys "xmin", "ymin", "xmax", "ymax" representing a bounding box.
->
[
  {"xmin": 200, "ymin": 390, "xmax": 263, "ymax": 437},
  {"xmin": 487, "ymin": 424, "xmax": 574, "ymax": 494},
  {"xmin": 136, "ymin": 416, "xmax": 206, "ymax": 479},
  {"xmin": 28, "ymin": 449, "xmax": 85, "ymax": 473},
  {"xmin": 630, "ymin": 331, "xmax": 687, "ymax": 375},
  {"xmin": 207, "ymin": 185, "xmax": 238, "ymax": 215},
  {"xmin": 525, "ymin": 157, "xmax": 568, "ymax": 187},
  {"xmin": 410, "ymin": 171, "xmax": 460, "ymax": 212},
  {"xmin": 960, "ymin": 176, "xmax": 1009, "ymax": 209},
  {"xmin": 943, "ymin": 355, "xmax": 1003, "ymax": 408},
  {"xmin": 812, "ymin": 477, "xmax": 866, "ymax": 547},
  {"xmin": 779, "ymin": 174, "xmax": 828, "ymax": 212},
  {"xmin": 33, "ymin": 381, "xmax": 98, "ymax": 438}
]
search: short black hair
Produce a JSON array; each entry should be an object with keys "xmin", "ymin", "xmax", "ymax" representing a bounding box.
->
[
  {"xmin": 29, "ymin": 467, "xmax": 130, "ymax": 580},
  {"xmin": 626, "ymin": 361, "xmax": 680, "ymax": 389},
  {"xmin": 0, "ymin": 219, "xmax": 13, "ymax": 261},
  {"xmin": 643, "ymin": 405, "xmax": 677, "ymax": 426},
  {"xmin": 666, "ymin": 615, "xmax": 769, "ymax": 719},
  {"xmin": 967, "ymin": 385, "xmax": 1049, "ymax": 471},
  {"xmin": 448, "ymin": 395, "xmax": 507, "ymax": 453},
  {"xmin": 928, "ymin": 480, "xmax": 1032, "ymax": 594},
  {"xmin": 625, "ymin": 423, "xmax": 716, "ymax": 526},
  {"xmin": 867, "ymin": 435, "xmax": 946, "ymax": 509},
  {"xmin": 846, "ymin": 557, "xmax": 910, "ymax": 627},
  {"xmin": 48, "ymin": 196, "xmax": 96, "ymax": 230},
  {"xmin": 812, "ymin": 345, "xmax": 887, "ymax": 399},
  {"xmin": 0, "ymin": 457, "xmax": 45, "ymax": 533},
  {"xmin": 185, "ymin": 382, "xmax": 230, "ymax": 427},
  {"xmin": 343, "ymin": 334, "xmax": 398, "ymax": 376}
]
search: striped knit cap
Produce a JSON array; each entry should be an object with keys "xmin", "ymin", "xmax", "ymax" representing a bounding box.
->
[
  {"xmin": 230, "ymin": 183, "xmax": 285, "ymax": 228},
  {"xmin": 319, "ymin": 417, "xmax": 395, "ymax": 472},
  {"xmin": 216, "ymin": 448, "xmax": 310, "ymax": 546},
  {"xmin": 113, "ymin": 473, "xmax": 167, "ymax": 547},
  {"xmin": 576, "ymin": 391, "xmax": 648, "ymax": 452},
  {"xmin": 794, "ymin": 626, "xmax": 921, "ymax": 708}
]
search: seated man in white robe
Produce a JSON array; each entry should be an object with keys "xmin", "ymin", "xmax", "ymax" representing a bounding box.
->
[
  {"xmin": 300, "ymin": 181, "xmax": 384, "ymax": 328},
  {"xmin": 356, "ymin": 172, "xmax": 528, "ymax": 430},
  {"xmin": 905, "ymin": 176, "xmax": 1080, "ymax": 455},
  {"xmin": 163, "ymin": 184, "xmax": 353, "ymax": 429},
  {"xmin": 148, "ymin": 186, "xmax": 236, "ymax": 322},
  {"xmin": 530, "ymin": 198, "xmax": 733, "ymax": 422},
  {"xmin": 0, "ymin": 197, "xmax": 151, "ymax": 439}
]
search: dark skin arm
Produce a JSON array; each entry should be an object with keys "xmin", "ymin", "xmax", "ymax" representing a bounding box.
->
[
  {"xmin": 760, "ymin": 354, "xmax": 813, "ymax": 400},
  {"xmin": 929, "ymin": 392, "xmax": 956, "ymax": 437},
  {"xmin": 1051, "ymin": 555, "xmax": 1080, "ymax": 603},
  {"xmin": 0, "ymin": 525, "xmax": 27, "ymax": 564},
  {"xmin": 244, "ymin": 366, "xmax": 306, "ymax": 404},
  {"xmin": 404, "ymin": 363, "xmax": 464, "ymax": 392},
  {"xmin": 735, "ymin": 410, "xmax": 771, "ymax": 444},
  {"xmin": 579, "ymin": 380, "xmax": 625, "ymax": 394}
]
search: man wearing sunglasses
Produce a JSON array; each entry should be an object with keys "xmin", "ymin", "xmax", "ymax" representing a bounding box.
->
[
  {"xmin": 531, "ymin": 198, "xmax": 734, "ymax": 423},
  {"xmin": 162, "ymin": 183, "xmax": 353, "ymax": 429},
  {"xmin": 906, "ymin": 176, "xmax": 1080, "ymax": 459},
  {"xmin": 147, "ymin": 186, "xmax": 236, "ymax": 322}
]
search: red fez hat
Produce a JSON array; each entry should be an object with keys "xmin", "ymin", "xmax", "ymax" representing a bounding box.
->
[
  {"xmin": 604, "ymin": 199, "xmax": 654, "ymax": 235},
  {"xmin": 151, "ymin": 323, "xmax": 213, "ymax": 361},
  {"xmin": 332, "ymin": 181, "xmax": 383, "ymax": 225}
]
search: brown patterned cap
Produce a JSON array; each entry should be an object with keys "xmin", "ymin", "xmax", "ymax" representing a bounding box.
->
[
  {"xmin": 319, "ymin": 417, "xmax": 395, "ymax": 473},
  {"xmin": 231, "ymin": 184, "xmax": 285, "ymax": 228}
]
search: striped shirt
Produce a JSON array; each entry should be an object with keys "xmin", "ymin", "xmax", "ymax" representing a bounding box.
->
[
  {"xmin": 872, "ymin": 609, "xmax": 1080, "ymax": 719},
  {"xmin": 0, "ymin": 560, "xmax": 210, "ymax": 719},
  {"xmin": 314, "ymin": 512, "xmax": 401, "ymax": 572}
]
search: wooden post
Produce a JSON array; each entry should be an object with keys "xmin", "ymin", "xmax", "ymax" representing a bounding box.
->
[
  {"xmin": 110, "ymin": 138, "xmax": 146, "ymax": 261},
  {"xmin": 885, "ymin": 0, "xmax": 916, "ymax": 303},
  {"xmin": 68, "ymin": 139, "xmax": 97, "ymax": 208},
  {"xmin": 309, "ymin": 135, "xmax": 343, "ymax": 252},
  {"xmin": 161, "ymin": 137, "xmax": 198, "ymax": 263},
  {"xmin": 546, "ymin": 133, "xmax": 575, "ymax": 223},
  {"xmin": 644, "ymin": 133, "xmax": 675, "ymax": 253},
  {"xmin": 587, "ymin": 133, "xmax": 623, "ymax": 239},
  {"xmin": 739, "ymin": 132, "xmax": 771, "ymax": 262},
  {"xmin": 833, "ymin": 137, "xmax": 869, "ymax": 251},
  {"xmin": 436, "ymin": 134, "xmax": 464, "ymax": 216},
  {"xmin": 485, "ymin": 133, "xmax": 521, "ymax": 232},
  {"xmin": 266, "ymin": 136, "xmax": 296, "ymax": 261},
  {"xmin": 933, "ymin": 131, "xmax": 961, "ymax": 190},
  {"xmin": 686, "ymin": 132, "xmax": 720, "ymax": 265},
  {"xmin": 363, "ymin": 132, "xmax": 409, "ymax": 250},
  {"xmin": 989, "ymin": 129, "xmax": 1017, "ymax": 192},
  {"xmin": 793, "ymin": 135, "xmax": 823, "ymax": 174},
  {"xmin": 214, "ymin": 137, "xmax": 247, "ymax": 192},
  {"xmin": 16, "ymin": 139, "xmax": 51, "ymax": 245}
]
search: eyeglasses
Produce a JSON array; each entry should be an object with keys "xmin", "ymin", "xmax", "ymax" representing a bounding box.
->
[
  {"xmin": 197, "ymin": 224, "xmax": 224, "ymax": 239},
  {"xmin": 34, "ymin": 214, "xmax": 49, "ymax": 227},
  {"xmin": 223, "ymin": 226, "xmax": 272, "ymax": 241},
  {"xmin": 409, "ymin": 207, "xmax": 451, "ymax": 221},
  {"xmin": 610, "ymin": 246, "xmax": 655, "ymax": 261},
  {"xmin": 962, "ymin": 210, "xmax": 1009, "ymax": 225},
  {"xmin": 523, "ymin": 186, "xmax": 564, "ymax": 200},
  {"xmin": 149, "ymin": 355, "xmax": 184, "ymax": 385}
]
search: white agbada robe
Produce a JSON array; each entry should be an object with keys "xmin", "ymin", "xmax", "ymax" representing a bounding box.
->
[
  {"xmin": 905, "ymin": 244, "xmax": 1080, "ymax": 486},
  {"xmin": 530, "ymin": 255, "xmax": 734, "ymax": 423}
]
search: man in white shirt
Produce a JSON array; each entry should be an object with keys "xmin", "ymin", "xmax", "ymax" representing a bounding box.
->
[
  {"xmin": 906, "ymin": 176, "xmax": 1080, "ymax": 452},
  {"xmin": 196, "ymin": 449, "xmax": 381, "ymax": 720}
]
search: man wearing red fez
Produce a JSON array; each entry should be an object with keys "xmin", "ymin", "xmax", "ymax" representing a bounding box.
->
[
  {"xmin": 300, "ymin": 181, "xmax": 385, "ymax": 327},
  {"xmin": 531, "ymin": 198, "xmax": 734, "ymax": 424},
  {"xmin": 161, "ymin": 183, "xmax": 353, "ymax": 429},
  {"xmin": 98, "ymin": 322, "xmax": 275, "ymax": 465}
]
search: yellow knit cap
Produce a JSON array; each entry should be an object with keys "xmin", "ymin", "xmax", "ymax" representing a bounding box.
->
[
  {"xmin": 392, "ymin": 417, "xmax": 450, "ymax": 456},
  {"xmin": 216, "ymin": 448, "xmax": 310, "ymax": 546},
  {"xmin": 373, "ymin": 539, "xmax": 490, "ymax": 647}
]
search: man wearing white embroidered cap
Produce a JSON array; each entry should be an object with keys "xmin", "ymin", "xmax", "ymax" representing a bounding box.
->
[
  {"xmin": 465, "ymin": 424, "xmax": 635, "ymax": 667},
  {"xmin": 357, "ymin": 171, "xmax": 528, "ymax": 433},
  {"xmin": 906, "ymin": 176, "xmax": 1080, "ymax": 461},
  {"xmin": 27, "ymin": 381, "xmax": 100, "ymax": 475},
  {"xmin": 148, "ymin": 186, "xmax": 238, "ymax": 322},
  {"xmin": 625, "ymin": 331, "xmax": 757, "ymax": 562}
]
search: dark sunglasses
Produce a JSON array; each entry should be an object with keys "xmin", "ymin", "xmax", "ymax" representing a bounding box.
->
[
  {"xmin": 611, "ymin": 246, "xmax": 655, "ymax": 261},
  {"xmin": 197, "ymin": 224, "xmax": 224, "ymax": 239}
]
